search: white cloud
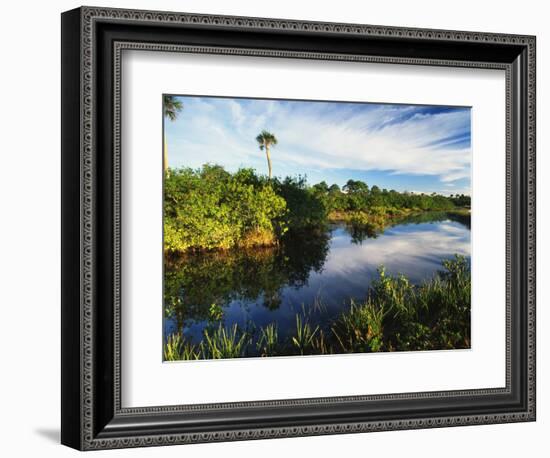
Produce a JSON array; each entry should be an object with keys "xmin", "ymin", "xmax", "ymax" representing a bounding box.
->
[
  {"xmin": 269, "ymin": 107, "xmax": 470, "ymax": 181},
  {"xmin": 167, "ymin": 98, "xmax": 471, "ymax": 185}
]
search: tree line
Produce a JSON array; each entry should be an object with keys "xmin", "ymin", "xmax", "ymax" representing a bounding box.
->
[
  {"xmin": 310, "ymin": 178, "xmax": 470, "ymax": 214},
  {"xmin": 164, "ymin": 165, "xmax": 470, "ymax": 253}
]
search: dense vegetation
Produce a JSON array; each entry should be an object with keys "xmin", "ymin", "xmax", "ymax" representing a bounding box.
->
[
  {"xmin": 164, "ymin": 256, "xmax": 471, "ymax": 360},
  {"xmin": 164, "ymin": 166, "xmax": 287, "ymax": 252},
  {"xmin": 164, "ymin": 165, "xmax": 470, "ymax": 253}
]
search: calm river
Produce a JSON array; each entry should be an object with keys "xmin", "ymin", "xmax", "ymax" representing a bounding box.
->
[{"xmin": 164, "ymin": 212, "xmax": 471, "ymax": 353}]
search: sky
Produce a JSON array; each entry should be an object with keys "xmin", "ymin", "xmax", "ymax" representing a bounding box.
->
[{"xmin": 164, "ymin": 95, "xmax": 471, "ymax": 196}]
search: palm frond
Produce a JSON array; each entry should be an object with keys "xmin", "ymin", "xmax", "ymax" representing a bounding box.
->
[
  {"xmin": 256, "ymin": 130, "xmax": 278, "ymax": 147},
  {"xmin": 163, "ymin": 95, "xmax": 184, "ymax": 121}
]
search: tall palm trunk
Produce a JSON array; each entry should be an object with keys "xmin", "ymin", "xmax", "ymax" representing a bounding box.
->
[
  {"xmin": 164, "ymin": 133, "xmax": 169, "ymax": 176},
  {"xmin": 265, "ymin": 146, "xmax": 272, "ymax": 179},
  {"xmin": 256, "ymin": 130, "xmax": 277, "ymax": 179}
]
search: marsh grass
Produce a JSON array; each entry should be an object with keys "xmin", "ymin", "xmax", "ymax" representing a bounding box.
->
[
  {"xmin": 163, "ymin": 256, "xmax": 470, "ymax": 360},
  {"xmin": 202, "ymin": 324, "xmax": 250, "ymax": 359},
  {"xmin": 292, "ymin": 315, "xmax": 320, "ymax": 355},
  {"xmin": 163, "ymin": 334, "xmax": 201, "ymax": 361},
  {"xmin": 257, "ymin": 323, "xmax": 279, "ymax": 357},
  {"xmin": 332, "ymin": 299, "xmax": 385, "ymax": 353}
]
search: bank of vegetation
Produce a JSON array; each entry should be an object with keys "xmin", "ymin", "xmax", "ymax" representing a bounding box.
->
[
  {"xmin": 164, "ymin": 165, "xmax": 470, "ymax": 253},
  {"xmin": 164, "ymin": 255, "xmax": 471, "ymax": 360}
]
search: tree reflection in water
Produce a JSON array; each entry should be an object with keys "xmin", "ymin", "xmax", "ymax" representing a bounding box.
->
[
  {"xmin": 164, "ymin": 211, "xmax": 471, "ymax": 350},
  {"xmin": 164, "ymin": 230, "xmax": 330, "ymax": 332}
]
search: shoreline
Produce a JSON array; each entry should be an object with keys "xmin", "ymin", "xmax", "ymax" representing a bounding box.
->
[{"xmin": 165, "ymin": 208, "xmax": 471, "ymax": 255}]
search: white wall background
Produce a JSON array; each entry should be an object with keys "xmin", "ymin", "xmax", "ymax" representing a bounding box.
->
[{"xmin": 0, "ymin": 0, "xmax": 546, "ymax": 456}]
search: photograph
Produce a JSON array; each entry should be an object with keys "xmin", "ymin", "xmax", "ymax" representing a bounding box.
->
[{"xmin": 162, "ymin": 95, "xmax": 472, "ymax": 361}]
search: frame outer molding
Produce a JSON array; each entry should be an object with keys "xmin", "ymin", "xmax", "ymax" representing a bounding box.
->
[{"xmin": 61, "ymin": 6, "xmax": 536, "ymax": 450}]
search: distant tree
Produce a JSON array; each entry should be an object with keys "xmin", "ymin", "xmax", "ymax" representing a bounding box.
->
[
  {"xmin": 256, "ymin": 130, "xmax": 278, "ymax": 179},
  {"xmin": 312, "ymin": 181, "xmax": 329, "ymax": 195},
  {"xmin": 369, "ymin": 185, "xmax": 384, "ymax": 206},
  {"xmin": 449, "ymin": 193, "xmax": 471, "ymax": 208},
  {"xmin": 342, "ymin": 180, "xmax": 369, "ymax": 210},
  {"xmin": 343, "ymin": 179, "xmax": 369, "ymax": 194},
  {"xmin": 163, "ymin": 95, "xmax": 183, "ymax": 174}
]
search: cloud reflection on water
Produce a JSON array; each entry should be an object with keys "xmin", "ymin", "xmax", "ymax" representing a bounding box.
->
[
  {"xmin": 324, "ymin": 221, "xmax": 470, "ymax": 280},
  {"xmin": 172, "ymin": 218, "xmax": 471, "ymax": 343}
]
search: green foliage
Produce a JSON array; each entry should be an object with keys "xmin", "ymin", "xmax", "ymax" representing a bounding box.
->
[
  {"xmin": 379, "ymin": 255, "xmax": 471, "ymax": 351},
  {"xmin": 326, "ymin": 178, "xmax": 457, "ymax": 215},
  {"xmin": 164, "ymin": 165, "xmax": 287, "ymax": 252},
  {"xmin": 202, "ymin": 324, "xmax": 250, "ymax": 359},
  {"xmin": 164, "ymin": 324, "xmax": 250, "ymax": 360},
  {"xmin": 257, "ymin": 323, "xmax": 279, "ymax": 357},
  {"xmin": 332, "ymin": 255, "xmax": 471, "ymax": 354},
  {"xmin": 164, "ymin": 165, "xmax": 466, "ymax": 253},
  {"xmin": 163, "ymin": 256, "xmax": 471, "ymax": 359},
  {"xmin": 332, "ymin": 299, "xmax": 385, "ymax": 353},
  {"xmin": 291, "ymin": 314, "xmax": 320, "ymax": 355},
  {"xmin": 163, "ymin": 95, "xmax": 183, "ymax": 121},
  {"xmin": 370, "ymin": 267, "xmax": 416, "ymax": 318},
  {"xmin": 272, "ymin": 175, "xmax": 328, "ymax": 232},
  {"xmin": 449, "ymin": 193, "xmax": 471, "ymax": 207},
  {"xmin": 208, "ymin": 303, "xmax": 224, "ymax": 321},
  {"xmin": 162, "ymin": 164, "xmax": 471, "ymax": 360},
  {"xmin": 256, "ymin": 130, "xmax": 278, "ymax": 150},
  {"xmin": 163, "ymin": 334, "xmax": 201, "ymax": 361}
]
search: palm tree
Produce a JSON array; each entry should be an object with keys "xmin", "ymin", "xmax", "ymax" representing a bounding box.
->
[
  {"xmin": 256, "ymin": 130, "xmax": 278, "ymax": 179},
  {"xmin": 163, "ymin": 95, "xmax": 183, "ymax": 174}
]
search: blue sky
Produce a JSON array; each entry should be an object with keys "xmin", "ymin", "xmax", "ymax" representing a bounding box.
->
[{"xmin": 164, "ymin": 95, "xmax": 471, "ymax": 196}]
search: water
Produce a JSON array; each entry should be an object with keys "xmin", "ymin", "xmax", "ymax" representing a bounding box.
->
[{"xmin": 164, "ymin": 212, "xmax": 470, "ymax": 352}]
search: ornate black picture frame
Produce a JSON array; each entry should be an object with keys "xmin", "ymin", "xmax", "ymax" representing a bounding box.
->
[{"xmin": 61, "ymin": 6, "xmax": 536, "ymax": 450}]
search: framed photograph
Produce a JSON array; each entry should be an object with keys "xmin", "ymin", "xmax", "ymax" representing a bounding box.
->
[{"xmin": 61, "ymin": 6, "xmax": 536, "ymax": 450}]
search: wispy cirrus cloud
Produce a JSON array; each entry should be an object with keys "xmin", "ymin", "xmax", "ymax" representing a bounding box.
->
[{"xmin": 165, "ymin": 96, "xmax": 471, "ymax": 195}]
